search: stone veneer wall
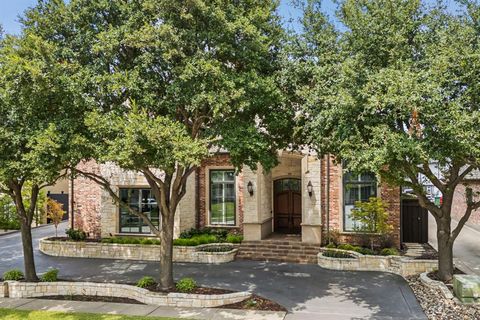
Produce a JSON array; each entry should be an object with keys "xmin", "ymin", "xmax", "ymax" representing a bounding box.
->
[
  {"xmin": 452, "ymin": 182, "xmax": 480, "ymax": 226},
  {"xmin": 320, "ymin": 156, "xmax": 401, "ymax": 248},
  {"xmin": 40, "ymin": 239, "xmax": 238, "ymax": 263},
  {"xmin": 318, "ymin": 250, "xmax": 437, "ymax": 276},
  {"xmin": 5, "ymin": 281, "xmax": 250, "ymax": 308},
  {"xmin": 197, "ymin": 154, "xmax": 244, "ymax": 231}
]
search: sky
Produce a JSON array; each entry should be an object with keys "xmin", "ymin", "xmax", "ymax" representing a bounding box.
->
[{"xmin": 0, "ymin": 0, "xmax": 461, "ymax": 36}]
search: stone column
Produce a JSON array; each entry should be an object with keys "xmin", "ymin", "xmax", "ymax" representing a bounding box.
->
[
  {"xmin": 301, "ymin": 156, "xmax": 322, "ymax": 244},
  {"xmin": 242, "ymin": 164, "xmax": 273, "ymax": 241}
]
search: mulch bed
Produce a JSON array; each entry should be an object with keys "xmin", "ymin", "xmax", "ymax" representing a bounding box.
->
[
  {"xmin": 219, "ymin": 294, "xmax": 287, "ymax": 312},
  {"xmin": 143, "ymin": 284, "xmax": 234, "ymax": 295},
  {"xmin": 406, "ymin": 274, "xmax": 480, "ymax": 319},
  {"xmin": 37, "ymin": 295, "xmax": 144, "ymax": 304}
]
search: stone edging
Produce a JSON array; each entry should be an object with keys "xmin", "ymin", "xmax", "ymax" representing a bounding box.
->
[
  {"xmin": 2, "ymin": 281, "xmax": 251, "ymax": 308},
  {"xmin": 419, "ymin": 272, "xmax": 454, "ymax": 299},
  {"xmin": 39, "ymin": 238, "xmax": 238, "ymax": 264},
  {"xmin": 318, "ymin": 248, "xmax": 438, "ymax": 277}
]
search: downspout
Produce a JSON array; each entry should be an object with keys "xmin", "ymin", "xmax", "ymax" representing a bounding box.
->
[{"xmin": 326, "ymin": 155, "xmax": 330, "ymax": 244}]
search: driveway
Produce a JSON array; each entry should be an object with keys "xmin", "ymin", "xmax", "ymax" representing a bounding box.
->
[
  {"xmin": 0, "ymin": 223, "xmax": 426, "ymax": 320},
  {"xmin": 428, "ymin": 213, "xmax": 480, "ymax": 275}
]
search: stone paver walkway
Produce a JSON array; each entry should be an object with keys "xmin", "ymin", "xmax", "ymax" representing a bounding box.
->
[{"xmin": 0, "ymin": 298, "xmax": 286, "ymax": 320}]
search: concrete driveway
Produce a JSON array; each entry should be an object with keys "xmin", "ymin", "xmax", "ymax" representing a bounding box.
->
[
  {"xmin": 429, "ymin": 213, "xmax": 480, "ymax": 275},
  {"xmin": 0, "ymin": 223, "xmax": 426, "ymax": 320}
]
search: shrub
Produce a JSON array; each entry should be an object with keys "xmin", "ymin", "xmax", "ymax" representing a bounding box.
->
[
  {"xmin": 3, "ymin": 269, "xmax": 24, "ymax": 281},
  {"xmin": 173, "ymin": 238, "xmax": 199, "ymax": 246},
  {"xmin": 381, "ymin": 248, "xmax": 399, "ymax": 256},
  {"xmin": 337, "ymin": 244, "xmax": 355, "ymax": 251},
  {"xmin": 140, "ymin": 238, "xmax": 153, "ymax": 245},
  {"xmin": 152, "ymin": 239, "xmax": 161, "ymax": 245},
  {"xmin": 322, "ymin": 250, "xmax": 354, "ymax": 259},
  {"xmin": 199, "ymin": 245, "xmax": 234, "ymax": 252},
  {"xmin": 325, "ymin": 243, "xmax": 337, "ymax": 249},
  {"xmin": 354, "ymin": 247, "xmax": 375, "ymax": 255},
  {"xmin": 379, "ymin": 234, "xmax": 395, "ymax": 249},
  {"xmin": 41, "ymin": 269, "xmax": 59, "ymax": 282},
  {"xmin": 325, "ymin": 229, "xmax": 341, "ymax": 246},
  {"xmin": 66, "ymin": 228, "xmax": 87, "ymax": 241},
  {"xmin": 176, "ymin": 278, "xmax": 197, "ymax": 293},
  {"xmin": 226, "ymin": 234, "xmax": 243, "ymax": 243},
  {"xmin": 137, "ymin": 276, "xmax": 155, "ymax": 288}
]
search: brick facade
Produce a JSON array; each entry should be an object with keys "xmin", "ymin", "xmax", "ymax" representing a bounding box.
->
[
  {"xmin": 72, "ymin": 161, "xmax": 102, "ymax": 238},
  {"xmin": 452, "ymin": 181, "xmax": 480, "ymax": 225},
  {"xmin": 197, "ymin": 154, "xmax": 244, "ymax": 232},
  {"xmin": 320, "ymin": 156, "xmax": 401, "ymax": 248}
]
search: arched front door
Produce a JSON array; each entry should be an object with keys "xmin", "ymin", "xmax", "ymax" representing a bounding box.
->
[{"xmin": 274, "ymin": 178, "xmax": 302, "ymax": 234}]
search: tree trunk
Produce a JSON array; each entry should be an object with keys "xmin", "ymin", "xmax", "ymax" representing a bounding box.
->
[
  {"xmin": 20, "ymin": 220, "xmax": 38, "ymax": 281},
  {"xmin": 436, "ymin": 218, "xmax": 454, "ymax": 282},
  {"xmin": 158, "ymin": 213, "xmax": 175, "ymax": 290}
]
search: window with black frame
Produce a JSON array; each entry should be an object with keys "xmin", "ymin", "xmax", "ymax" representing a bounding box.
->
[
  {"xmin": 119, "ymin": 188, "xmax": 159, "ymax": 234},
  {"xmin": 343, "ymin": 171, "xmax": 377, "ymax": 231},
  {"xmin": 209, "ymin": 170, "xmax": 236, "ymax": 225}
]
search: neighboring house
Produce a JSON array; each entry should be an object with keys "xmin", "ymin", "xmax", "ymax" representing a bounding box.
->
[
  {"xmin": 72, "ymin": 151, "xmax": 401, "ymax": 246},
  {"xmin": 452, "ymin": 169, "xmax": 480, "ymax": 226}
]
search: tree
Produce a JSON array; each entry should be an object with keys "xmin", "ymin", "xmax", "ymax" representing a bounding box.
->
[
  {"xmin": 46, "ymin": 198, "xmax": 65, "ymax": 237},
  {"xmin": 296, "ymin": 0, "xmax": 480, "ymax": 281},
  {"xmin": 0, "ymin": 31, "xmax": 82, "ymax": 281},
  {"xmin": 351, "ymin": 197, "xmax": 392, "ymax": 250},
  {"xmin": 24, "ymin": 0, "xmax": 292, "ymax": 290}
]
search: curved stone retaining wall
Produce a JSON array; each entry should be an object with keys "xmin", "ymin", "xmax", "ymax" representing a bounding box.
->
[
  {"xmin": 318, "ymin": 249, "xmax": 437, "ymax": 276},
  {"xmin": 4, "ymin": 281, "xmax": 250, "ymax": 308},
  {"xmin": 40, "ymin": 238, "xmax": 237, "ymax": 264}
]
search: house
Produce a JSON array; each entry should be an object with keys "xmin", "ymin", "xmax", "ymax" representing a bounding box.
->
[
  {"xmin": 71, "ymin": 151, "xmax": 401, "ymax": 247},
  {"xmin": 452, "ymin": 170, "xmax": 480, "ymax": 226}
]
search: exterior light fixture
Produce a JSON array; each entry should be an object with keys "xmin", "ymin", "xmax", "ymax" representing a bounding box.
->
[
  {"xmin": 307, "ymin": 181, "xmax": 313, "ymax": 197},
  {"xmin": 247, "ymin": 181, "xmax": 254, "ymax": 196}
]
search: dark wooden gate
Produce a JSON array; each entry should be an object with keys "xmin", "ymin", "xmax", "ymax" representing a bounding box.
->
[
  {"xmin": 47, "ymin": 193, "xmax": 69, "ymax": 221},
  {"xmin": 274, "ymin": 179, "xmax": 302, "ymax": 234},
  {"xmin": 401, "ymin": 198, "xmax": 428, "ymax": 243}
]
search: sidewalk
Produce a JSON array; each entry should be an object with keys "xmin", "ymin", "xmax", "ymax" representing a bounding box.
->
[{"xmin": 0, "ymin": 298, "xmax": 286, "ymax": 320}]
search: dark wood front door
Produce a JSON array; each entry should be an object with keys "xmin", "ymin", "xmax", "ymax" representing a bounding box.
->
[
  {"xmin": 402, "ymin": 198, "xmax": 428, "ymax": 243},
  {"xmin": 274, "ymin": 179, "xmax": 302, "ymax": 234}
]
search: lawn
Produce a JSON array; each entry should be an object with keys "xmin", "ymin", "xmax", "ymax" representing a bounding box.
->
[{"xmin": 0, "ymin": 308, "xmax": 183, "ymax": 320}]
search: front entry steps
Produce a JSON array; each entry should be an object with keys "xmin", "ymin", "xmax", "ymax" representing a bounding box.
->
[{"xmin": 236, "ymin": 239, "xmax": 322, "ymax": 264}]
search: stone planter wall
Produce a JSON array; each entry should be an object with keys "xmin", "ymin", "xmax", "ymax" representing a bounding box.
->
[
  {"xmin": 0, "ymin": 282, "xmax": 5, "ymax": 298},
  {"xmin": 318, "ymin": 249, "xmax": 437, "ymax": 277},
  {"xmin": 4, "ymin": 281, "xmax": 250, "ymax": 308},
  {"xmin": 40, "ymin": 238, "xmax": 237, "ymax": 264}
]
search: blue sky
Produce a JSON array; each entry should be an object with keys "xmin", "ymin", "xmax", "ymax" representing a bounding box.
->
[
  {"xmin": 0, "ymin": 0, "xmax": 336, "ymax": 35},
  {"xmin": 0, "ymin": 0, "xmax": 461, "ymax": 35}
]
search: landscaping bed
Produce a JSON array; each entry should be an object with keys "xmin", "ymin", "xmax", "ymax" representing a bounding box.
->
[
  {"xmin": 406, "ymin": 274, "xmax": 480, "ymax": 320},
  {"xmin": 38, "ymin": 295, "xmax": 144, "ymax": 304},
  {"xmin": 220, "ymin": 294, "xmax": 287, "ymax": 312}
]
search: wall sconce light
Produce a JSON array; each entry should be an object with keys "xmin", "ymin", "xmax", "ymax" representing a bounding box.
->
[
  {"xmin": 247, "ymin": 181, "xmax": 254, "ymax": 196},
  {"xmin": 307, "ymin": 181, "xmax": 313, "ymax": 197}
]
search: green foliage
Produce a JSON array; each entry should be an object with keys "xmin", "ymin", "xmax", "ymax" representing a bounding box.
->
[
  {"xmin": 350, "ymin": 197, "xmax": 392, "ymax": 235},
  {"xmin": 137, "ymin": 276, "xmax": 156, "ymax": 288},
  {"xmin": 225, "ymin": 234, "xmax": 243, "ymax": 244},
  {"xmin": 3, "ymin": 269, "xmax": 24, "ymax": 281},
  {"xmin": 41, "ymin": 268, "xmax": 59, "ymax": 282},
  {"xmin": 101, "ymin": 237, "xmax": 160, "ymax": 245},
  {"xmin": 381, "ymin": 248, "xmax": 399, "ymax": 256},
  {"xmin": 198, "ymin": 246, "xmax": 234, "ymax": 253},
  {"xmin": 337, "ymin": 244, "xmax": 355, "ymax": 251},
  {"xmin": 66, "ymin": 229, "xmax": 87, "ymax": 242},
  {"xmin": 173, "ymin": 238, "xmax": 199, "ymax": 247},
  {"xmin": 175, "ymin": 278, "xmax": 197, "ymax": 293},
  {"xmin": 323, "ymin": 250, "xmax": 354, "ymax": 259},
  {"xmin": 325, "ymin": 243, "xmax": 337, "ymax": 249},
  {"xmin": 354, "ymin": 247, "xmax": 375, "ymax": 255}
]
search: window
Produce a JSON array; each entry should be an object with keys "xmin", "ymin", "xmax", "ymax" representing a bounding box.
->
[
  {"xmin": 119, "ymin": 188, "xmax": 159, "ymax": 234},
  {"xmin": 209, "ymin": 170, "xmax": 236, "ymax": 225},
  {"xmin": 343, "ymin": 172, "xmax": 377, "ymax": 231}
]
